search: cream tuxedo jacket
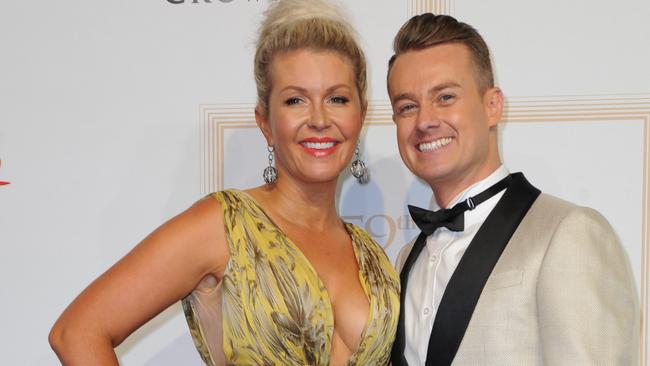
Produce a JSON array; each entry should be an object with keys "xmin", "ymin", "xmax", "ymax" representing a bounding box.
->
[{"xmin": 395, "ymin": 193, "xmax": 639, "ymax": 365}]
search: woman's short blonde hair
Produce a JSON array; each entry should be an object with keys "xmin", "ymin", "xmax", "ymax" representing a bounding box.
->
[{"xmin": 254, "ymin": 0, "xmax": 367, "ymax": 115}]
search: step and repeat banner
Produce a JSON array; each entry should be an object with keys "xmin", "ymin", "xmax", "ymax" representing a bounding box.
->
[{"xmin": 1, "ymin": 0, "xmax": 648, "ymax": 365}]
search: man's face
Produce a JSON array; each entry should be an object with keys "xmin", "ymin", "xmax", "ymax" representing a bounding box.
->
[{"xmin": 388, "ymin": 43, "xmax": 502, "ymax": 192}]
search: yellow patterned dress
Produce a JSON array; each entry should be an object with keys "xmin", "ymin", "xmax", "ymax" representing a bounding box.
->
[{"xmin": 182, "ymin": 189, "xmax": 400, "ymax": 366}]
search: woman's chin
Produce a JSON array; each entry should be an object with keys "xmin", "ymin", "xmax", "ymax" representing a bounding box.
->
[{"xmin": 295, "ymin": 171, "xmax": 344, "ymax": 185}]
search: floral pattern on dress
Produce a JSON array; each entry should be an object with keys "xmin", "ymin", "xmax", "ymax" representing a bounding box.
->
[{"xmin": 183, "ymin": 190, "xmax": 400, "ymax": 366}]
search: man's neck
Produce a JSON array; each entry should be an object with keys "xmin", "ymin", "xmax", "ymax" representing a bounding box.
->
[{"xmin": 431, "ymin": 164, "xmax": 504, "ymax": 208}]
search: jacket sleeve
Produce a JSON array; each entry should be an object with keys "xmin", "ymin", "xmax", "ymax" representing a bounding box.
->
[{"xmin": 536, "ymin": 206, "xmax": 639, "ymax": 365}]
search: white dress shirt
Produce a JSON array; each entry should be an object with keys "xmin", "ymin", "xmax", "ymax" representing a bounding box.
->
[{"xmin": 402, "ymin": 165, "xmax": 510, "ymax": 365}]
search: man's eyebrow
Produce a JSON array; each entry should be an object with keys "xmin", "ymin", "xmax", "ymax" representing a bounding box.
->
[
  {"xmin": 391, "ymin": 82, "xmax": 463, "ymax": 104},
  {"xmin": 428, "ymin": 82, "xmax": 462, "ymax": 95},
  {"xmin": 391, "ymin": 92, "xmax": 417, "ymax": 104}
]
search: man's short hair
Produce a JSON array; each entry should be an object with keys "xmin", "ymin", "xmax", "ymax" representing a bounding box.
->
[{"xmin": 388, "ymin": 13, "xmax": 494, "ymax": 93}]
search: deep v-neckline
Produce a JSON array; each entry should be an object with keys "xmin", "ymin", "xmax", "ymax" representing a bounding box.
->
[{"xmin": 235, "ymin": 189, "xmax": 373, "ymax": 365}]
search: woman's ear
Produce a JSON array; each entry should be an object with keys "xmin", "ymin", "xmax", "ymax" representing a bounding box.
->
[
  {"xmin": 255, "ymin": 106, "xmax": 273, "ymax": 146},
  {"xmin": 361, "ymin": 100, "xmax": 368, "ymax": 123}
]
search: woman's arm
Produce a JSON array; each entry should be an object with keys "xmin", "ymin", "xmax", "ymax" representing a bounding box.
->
[{"xmin": 48, "ymin": 196, "xmax": 228, "ymax": 365}]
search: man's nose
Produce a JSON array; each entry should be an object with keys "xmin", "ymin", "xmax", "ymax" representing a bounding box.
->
[{"xmin": 416, "ymin": 104, "xmax": 441, "ymax": 131}]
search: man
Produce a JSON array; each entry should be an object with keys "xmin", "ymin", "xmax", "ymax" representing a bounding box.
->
[{"xmin": 387, "ymin": 13, "xmax": 639, "ymax": 366}]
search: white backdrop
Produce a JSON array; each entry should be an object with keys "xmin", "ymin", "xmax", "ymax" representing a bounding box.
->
[{"xmin": 1, "ymin": 1, "xmax": 648, "ymax": 365}]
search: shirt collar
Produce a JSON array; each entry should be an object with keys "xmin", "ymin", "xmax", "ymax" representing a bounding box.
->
[{"xmin": 432, "ymin": 165, "xmax": 510, "ymax": 210}]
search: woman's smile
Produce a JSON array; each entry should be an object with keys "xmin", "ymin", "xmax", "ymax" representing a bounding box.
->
[{"xmin": 300, "ymin": 137, "xmax": 341, "ymax": 157}]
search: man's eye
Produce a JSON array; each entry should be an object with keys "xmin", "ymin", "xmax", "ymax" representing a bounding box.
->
[
  {"xmin": 329, "ymin": 96, "xmax": 349, "ymax": 104},
  {"xmin": 285, "ymin": 97, "xmax": 303, "ymax": 105},
  {"xmin": 398, "ymin": 104, "xmax": 416, "ymax": 114},
  {"xmin": 439, "ymin": 94, "xmax": 455, "ymax": 103}
]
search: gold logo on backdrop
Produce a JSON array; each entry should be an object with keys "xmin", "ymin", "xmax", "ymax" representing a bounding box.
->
[{"xmin": 343, "ymin": 213, "xmax": 419, "ymax": 249}]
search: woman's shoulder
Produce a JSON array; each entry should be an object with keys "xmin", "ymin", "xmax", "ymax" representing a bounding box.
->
[
  {"xmin": 174, "ymin": 193, "xmax": 227, "ymax": 238},
  {"xmin": 203, "ymin": 188, "xmax": 273, "ymax": 236},
  {"xmin": 206, "ymin": 188, "xmax": 239, "ymax": 202},
  {"xmin": 207, "ymin": 188, "xmax": 259, "ymax": 208}
]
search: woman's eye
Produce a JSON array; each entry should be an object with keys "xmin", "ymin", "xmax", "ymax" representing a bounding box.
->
[
  {"xmin": 329, "ymin": 96, "xmax": 349, "ymax": 104},
  {"xmin": 285, "ymin": 97, "xmax": 303, "ymax": 105}
]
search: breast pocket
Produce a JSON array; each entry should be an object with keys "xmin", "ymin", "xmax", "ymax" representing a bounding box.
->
[{"xmin": 484, "ymin": 270, "xmax": 523, "ymax": 290}]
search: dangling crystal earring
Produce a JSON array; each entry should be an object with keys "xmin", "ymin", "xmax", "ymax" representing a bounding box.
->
[
  {"xmin": 350, "ymin": 142, "xmax": 369, "ymax": 184},
  {"xmin": 263, "ymin": 145, "xmax": 278, "ymax": 185}
]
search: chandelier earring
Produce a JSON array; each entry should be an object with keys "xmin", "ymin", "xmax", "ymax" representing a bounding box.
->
[
  {"xmin": 262, "ymin": 145, "xmax": 278, "ymax": 185},
  {"xmin": 350, "ymin": 142, "xmax": 369, "ymax": 184}
]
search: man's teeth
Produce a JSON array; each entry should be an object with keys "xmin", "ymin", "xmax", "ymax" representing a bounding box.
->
[
  {"xmin": 418, "ymin": 137, "xmax": 452, "ymax": 152},
  {"xmin": 303, "ymin": 141, "xmax": 336, "ymax": 149}
]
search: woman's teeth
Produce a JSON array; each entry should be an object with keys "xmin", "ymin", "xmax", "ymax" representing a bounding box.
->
[{"xmin": 303, "ymin": 141, "xmax": 336, "ymax": 149}]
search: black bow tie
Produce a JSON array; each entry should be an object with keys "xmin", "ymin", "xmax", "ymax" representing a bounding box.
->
[
  {"xmin": 409, "ymin": 175, "xmax": 513, "ymax": 236},
  {"xmin": 408, "ymin": 204, "xmax": 466, "ymax": 235}
]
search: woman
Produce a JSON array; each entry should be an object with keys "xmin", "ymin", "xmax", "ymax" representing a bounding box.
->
[{"xmin": 48, "ymin": 0, "xmax": 399, "ymax": 365}]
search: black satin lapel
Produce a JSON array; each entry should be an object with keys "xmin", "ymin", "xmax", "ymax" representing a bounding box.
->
[
  {"xmin": 391, "ymin": 231, "xmax": 428, "ymax": 366},
  {"xmin": 425, "ymin": 173, "xmax": 541, "ymax": 366}
]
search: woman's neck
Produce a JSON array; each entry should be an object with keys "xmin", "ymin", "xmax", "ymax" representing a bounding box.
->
[{"xmin": 247, "ymin": 178, "xmax": 341, "ymax": 232}]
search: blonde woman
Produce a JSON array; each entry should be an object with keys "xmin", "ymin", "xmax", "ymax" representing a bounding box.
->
[{"xmin": 49, "ymin": 0, "xmax": 399, "ymax": 365}]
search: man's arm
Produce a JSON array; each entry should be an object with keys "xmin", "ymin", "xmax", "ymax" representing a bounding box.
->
[{"xmin": 536, "ymin": 206, "xmax": 639, "ymax": 365}]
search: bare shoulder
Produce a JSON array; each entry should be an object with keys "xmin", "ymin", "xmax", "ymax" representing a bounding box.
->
[
  {"xmin": 158, "ymin": 193, "xmax": 228, "ymax": 276},
  {"xmin": 175, "ymin": 194, "xmax": 225, "ymax": 238}
]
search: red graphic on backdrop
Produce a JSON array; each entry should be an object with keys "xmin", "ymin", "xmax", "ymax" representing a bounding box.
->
[{"xmin": 0, "ymin": 159, "xmax": 10, "ymax": 186}]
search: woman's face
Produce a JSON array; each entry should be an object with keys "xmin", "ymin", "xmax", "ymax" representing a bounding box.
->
[{"xmin": 256, "ymin": 49, "xmax": 366, "ymax": 185}]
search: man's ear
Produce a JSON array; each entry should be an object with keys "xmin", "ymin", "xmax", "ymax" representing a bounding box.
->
[
  {"xmin": 255, "ymin": 106, "xmax": 273, "ymax": 146},
  {"xmin": 484, "ymin": 87, "xmax": 504, "ymax": 127}
]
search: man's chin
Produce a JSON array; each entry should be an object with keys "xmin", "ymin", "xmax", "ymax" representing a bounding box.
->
[{"xmin": 404, "ymin": 163, "xmax": 450, "ymax": 182}]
